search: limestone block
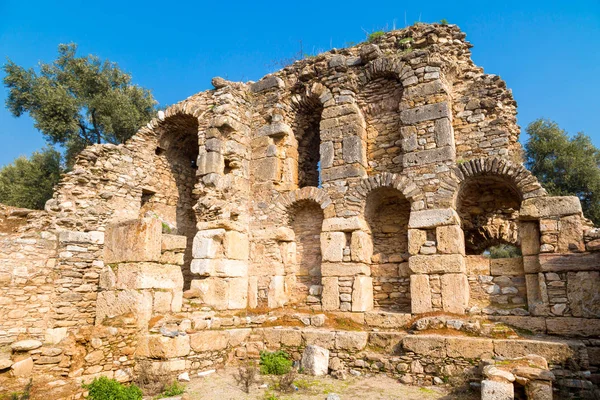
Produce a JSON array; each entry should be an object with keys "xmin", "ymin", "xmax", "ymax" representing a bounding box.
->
[
  {"xmin": 161, "ymin": 234, "xmax": 187, "ymax": 251},
  {"xmin": 138, "ymin": 335, "xmax": 190, "ymax": 359},
  {"xmin": 335, "ymin": 331, "xmax": 368, "ymax": 351},
  {"xmin": 434, "ymin": 117, "xmax": 454, "ymax": 147},
  {"xmin": 11, "ymin": 340, "xmax": 42, "ymax": 352},
  {"xmin": 171, "ymin": 291, "xmax": 183, "ymax": 312},
  {"xmin": 215, "ymin": 260, "xmax": 248, "ymax": 278},
  {"xmin": 520, "ymin": 196, "xmax": 582, "ymax": 219},
  {"xmin": 153, "ymin": 291, "xmax": 173, "ymax": 313},
  {"xmin": 160, "ymin": 251, "xmax": 184, "ymax": 265},
  {"xmin": 520, "ymin": 222, "xmax": 540, "ymax": 256},
  {"xmin": 523, "ymin": 256, "xmax": 540, "ymax": 274},
  {"xmin": 351, "ymin": 276, "xmax": 373, "ymax": 312},
  {"xmin": 525, "ymin": 274, "xmax": 544, "ymax": 314},
  {"xmin": 441, "ymin": 273, "xmax": 469, "ymax": 314},
  {"xmin": 280, "ymin": 241, "xmax": 297, "ymax": 267},
  {"xmin": 402, "ymin": 335, "xmax": 446, "ymax": 357},
  {"xmin": 248, "ymin": 276, "xmax": 258, "ymax": 309},
  {"xmin": 11, "ymin": 357, "xmax": 33, "ymax": 377},
  {"xmin": 490, "ymin": 258, "xmax": 524, "ymax": 276},
  {"xmin": 250, "ymin": 75, "xmax": 284, "ymax": 93},
  {"xmin": 228, "ymin": 329, "xmax": 251, "ymax": 347},
  {"xmin": 0, "ymin": 359, "xmax": 12, "ymax": 370},
  {"xmin": 189, "ymin": 331, "xmax": 229, "ymax": 352},
  {"xmin": 192, "ymin": 229, "xmax": 225, "ymax": 259},
  {"xmin": 350, "ymin": 231, "xmax": 372, "ymax": 263},
  {"xmin": 488, "ymin": 316, "xmax": 547, "ymax": 333},
  {"xmin": 321, "ymin": 232, "xmax": 346, "ymax": 262},
  {"xmin": 268, "ymin": 275, "xmax": 287, "ymax": 308},
  {"xmin": 567, "ymin": 271, "xmax": 600, "ymax": 318},
  {"xmin": 408, "ymin": 229, "xmax": 427, "ymax": 256},
  {"xmin": 321, "ymin": 277, "xmax": 340, "ymax": 311},
  {"xmin": 481, "ymin": 379, "xmax": 514, "ymax": 400},
  {"xmin": 45, "ymin": 328, "xmax": 68, "ymax": 345},
  {"xmin": 410, "ymin": 274, "xmax": 433, "ymax": 313},
  {"xmin": 252, "ymin": 157, "xmax": 281, "ymax": 182},
  {"xmin": 198, "ymin": 151, "xmax": 224, "ymax": 175},
  {"xmin": 96, "ymin": 289, "xmax": 153, "ymax": 327},
  {"xmin": 493, "ymin": 339, "xmax": 575, "ymax": 363},
  {"xmin": 322, "ymin": 217, "xmax": 368, "ymax": 232},
  {"xmin": 403, "ymin": 146, "xmax": 456, "ymax": 167},
  {"xmin": 302, "ymin": 329, "xmax": 336, "ymax": 349},
  {"xmin": 58, "ymin": 231, "xmax": 94, "ymax": 245},
  {"xmin": 546, "ymin": 317, "xmax": 600, "ymax": 337},
  {"xmin": 538, "ymin": 253, "xmax": 600, "ymax": 272},
  {"xmin": 400, "ymin": 102, "xmax": 450, "ymax": 124},
  {"xmin": 409, "ymin": 254, "xmax": 465, "ymax": 274},
  {"xmin": 364, "ymin": 312, "xmax": 411, "ymax": 329},
  {"xmin": 408, "ymin": 209, "xmax": 460, "ymax": 229},
  {"xmin": 321, "ymin": 164, "xmax": 366, "ymax": 182},
  {"xmin": 557, "ymin": 215, "xmax": 585, "ymax": 252},
  {"xmin": 436, "ymin": 225, "xmax": 465, "ymax": 255},
  {"xmin": 300, "ymin": 345, "xmax": 329, "ymax": 376},
  {"xmin": 322, "ymin": 262, "xmax": 371, "ymax": 276},
  {"xmin": 466, "ymin": 255, "xmax": 490, "ymax": 275},
  {"xmin": 190, "ymin": 259, "xmax": 216, "ymax": 276},
  {"xmin": 280, "ymin": 329, "xmax": 302, "ymax": 347},
  {"xmin": 342, "ymin": 136, "xmax": 365, "ymax": 165},
  {"xmin": 190, "ymin": 278, "xmax": 229, "ymax": 310},
  {"xmin": 104, "ymin": 218, "xmax": 162, "ymax": 263},
  {"xmin": 446, "ymin": 337, "xmax": 493, "ymax": 359},
  {"xmin": 224, "ymin": 231, "xmax": 249, "ymax": 260},
  {"xmin": 525, "ymin": 381, "xmax": 552, "ymax": 400},
  {"xmin": 115, "ymin": 263, "xmax": 183, "ymax": 290},
  {"xmin": 257, "ymin": 122, "xmax": 293, "ymax": 138},
  {"xmin": 320, "ymin": 141, "xmax": 335, "ymax": 169},
  {"xmin": 228, "ymin": 277, "xmax": 248, "ymax": 309}
]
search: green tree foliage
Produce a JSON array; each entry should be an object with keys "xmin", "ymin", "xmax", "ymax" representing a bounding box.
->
[
  {"xmin": 525, "ymin": 119, "xmax": 600, "ymax": 225},
  {"xmin": 3, "ymin": 43, "xmax": 157, "ymax": 166},
  {"xmin": 485, "ymin": 244, "xmax": 522, "ymax": 259},
  {"xmin": 259, "ymin": 350, "xmax": 292, "ymax": 375},
  {"xmin": 0, "ymin": 147, "xmax": 62, "ymax": 209},
  {"xmin": 83, "ymin": 376, "xmax": 142, "ymax": 400}
]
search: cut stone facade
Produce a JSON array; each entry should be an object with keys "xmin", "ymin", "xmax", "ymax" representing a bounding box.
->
[{"xmin": 0, "ymin": 24, "xmax": 599, "ymax": 398}]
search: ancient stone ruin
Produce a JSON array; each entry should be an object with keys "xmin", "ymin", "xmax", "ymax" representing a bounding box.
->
[{"xmin": 1, "ymin": 24, "xmax": 599, "ymax": 399}]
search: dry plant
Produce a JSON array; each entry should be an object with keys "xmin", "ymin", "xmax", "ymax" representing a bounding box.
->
[
  {"xmin": 275, "ymin": 370, "xmax": 297, "ymax": 393},
  {"xmin": 133, "ymin": 359, "xmax": 172, "ymax": 396},
  {"xmin": 234, "ymin": 362, "xmax": 260, "ymax": 394}
]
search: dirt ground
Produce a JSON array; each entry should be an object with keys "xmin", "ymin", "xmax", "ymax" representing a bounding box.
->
[{"xmin": 178, "ymin": 368, "xmax": 478, "ymax": 400}]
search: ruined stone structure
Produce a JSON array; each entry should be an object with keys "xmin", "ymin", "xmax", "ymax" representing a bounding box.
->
[{"xmin": 1, "ymin": 24, "xmax": 599, "ymax": 399}]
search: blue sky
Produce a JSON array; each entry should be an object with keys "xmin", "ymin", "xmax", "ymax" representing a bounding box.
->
[{"xmin": 0, "ymin": 0, "xmax": 598, "ymax": 167}]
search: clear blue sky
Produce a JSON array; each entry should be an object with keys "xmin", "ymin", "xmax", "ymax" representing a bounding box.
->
[{"xmin": 0, "ymin": 0, "xmax": 598, "ymax": 167}]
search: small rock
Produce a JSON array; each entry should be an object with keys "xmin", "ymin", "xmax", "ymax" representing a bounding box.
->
[
  {"xmin": 399, "ymin": 375, "xmax": 413, "ymax": 384},
  {"xmin": 301, "ymin": 345, "xmax": 329, "ymax": 376},
  {"xmin": 326, "ymin": 394, "xmax": 341, "ymax": 400},
  {"xmin": 11, "ymin": 340, "xmax": 43, "ymax": 352},
  {"xmin": 0, "ymin": 358, "xmax": 13, "ymax": 370},
  {"xmin": 198, "ymin": 369, "xmax": 215, "ymax": 377},
  {"xmin": 349, "ymin": 369, "xmax": 361, "ymax": 377},
  {"xmin": 483, "ymin": 365, "xmax": 515, "ymax": 382},
  {"xmin": 178, "ymin": 372, "xmax": 190, "ymax": 382},
  {"xmin": 311, "ymin": 314, "xmax": 326, "ymax": 327},
  {"xmin": 433, "ymin": 376, "xmax": 444, "ymax": 385},
  {"xmin": 11, "ymin": 357, "xmax": 33, "ymax": 377},
  {"xmin": 211, "ymin": 77, "xmax": 229, "ymax": 89}
]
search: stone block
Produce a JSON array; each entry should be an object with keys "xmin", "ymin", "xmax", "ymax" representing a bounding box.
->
[
  {"xmin": 198, "ymin": 151, "xmax": 224, "ymax": 175},
  {"xmin": 436, "ymin": 225, "xmax": 465, "ymax": 254},
  {"xmin": 568, "ymin": 271, "xmax": 600, "ymax": 318},
  {"xmin": 11, "ymin": 340, "xmax": 42, "ymax": 352},
  {"xmin": 96, "ymin": 289, "xmax": 153, "ymax": 327},
  {"xmin": 523, "ymin": 256, "xmax": 540, "ymax": 274},
  {"xmin": 302, "ymin": 330, "xmax": 336, "ymax": 349},
  {"xmin": 466, "ymin": 255, "xmax": 490, "ymax": 275},
  {"xmin": 192, "ymin": 229, "xmax": 225, "ymax": 259},
  {"xmin": 364, "ymin": 312, "xmax": 411, "ymax": 329},
  {"xmin": 493, "ymin": 339, "xmax": 575, "ymax": 363},
  {"xmin": 190, "ymin": 277, "xmax": 229, "ymax": 310},
  {"xmin": 321, "ymin": 232, "xmax": 346, "ymax": 262},
  {"xmin": 161, "ymin": 234, "xmax": 187, "ymax": 251},
  {"xmin": 104, "ymin": 218, "xmax": 162, "ymax": 263},
  {"xmin": 351, "ymin": 276, "xmax": 373, "ymax": 312},
  {"xmin": 301, "ymin": 345, "xmax": 329, "ymax": 376},
  {"xmin": 257, "ymin": 122, "xmax": 293, "ymax": 138},
  {"xmin": 335, "ymin": 331, "xmax": 368, "ymax": 351},
  {"xmin": 250, "ymin": 75, "xmax": 285, "ymax": 93},
  {"xmin": 321, "ymin": 164, "xmax": 366, "ymax": 182},
  {"xmin": 322, "ymin": 217, "xmax": 368, "ymax": 232},
  {"xmin": 520, "ymin": 196, "xmax": 582, "ymax": 219},
  {"xmin": 434, "ymin": 117, "xmax": 454, "ymax": 147},
  {"xmin": 115, "ymin": 263, "xmax": 183, "ymax": 290},
  {"xmin": 350, "ymin": 231, "xmax": 372, "ymax": 263},
  {"xmin": 252, "ymin": 157, "xmax": 281, "ymax": 182},
  {"xmin": 557, "ymin": 215, "xmax": 585, "ymax": 252},
  {"xmin": 11, "ymin": 357, "xmax": 33, "ymax": 377},
  {"xmin": 409, "ymin": 254, "xmax": 465, "ymax": 274},
  {"xmin": 446, "ymin": 337, "xmax": 493, "ymax": 359},
  {"xmin": 441, "ymin": 273, "xmax": 469, "ymax": 314},
  {"xmin": 342, "ymin": 136, "xmax": 365, "ymax": 165},
  {"xmin": 400, "ymin": 102, "xmax": 450, "ymax": 124},
  {"xmin": 402, "ymin": 335, "xmax": 446, "ymax": 357},
  {"xmin": 223, "ymin": 231, "xmax": 249, "ymax": 260},
  {"xmin": 408, "ymin": 229, "xmax": 427, "ymax": 256},
  {"xmin": 228, "ymin": 277, "xmax": 248, "ymax": 309},
  {"xmin": 481, "ymin": 379, "xmax": 514, "ymax": 400},
  {"xmin": 190, "ymin": 259, "xmax": 215, "ymax": 276},
  {"xmin": 189, "ymin": 331, "xmax": 229, "ymax": 352},
  {"xmin": 248, "ymin": 276, "xmax": 258, "ymax": 309},
  {"xmin": 403, "ymin": 146, "xmax": 455, "ymax": 167},
  {"xmin": 321, "ymin": 277, "xmax": 340, "ymax": 311},
  {"xmin": 488, "ymin": 316, "xmax": 547, "ymax": 333},
  {"xmin": 546, "ymin": 317, "xmax": 600, "ymax": 337},
  {"xmin": 520, "ymin": 222, "xmax": 540, "ymax": 256},
  {"xmin": 215, "ymin": 260, "xmax": 248, "ymax": 278},
  {"xmin": 490, "ymin": 258, "xmax": 524, "ymax": 276},
  {"xmin": 268, "ymin": 276, "xmax": 287, "ymax": 308},
  {"xmin": 320, "ymin": 141, "xmax": 334, "ymax": 169},
  {"xmin": 525, "ymin": 381, "xmax": 552, "ymax": 400},
  {"xmin": 45, "ymin": 328, "xmax": 68, "ymax": 345},
  {"xmin": 408, "ymin": 209, "xmax": 460, "ymax": 229},
  {"xmin": 160, "ymin": 251, "xmax": 184, "ymax": 265},
  {"xmin": 410, "ymin": 274, "xmax": 433, "ymax": 313},
  {"xmin": 539, "ymin": 253, "xmax": 600, "ymax": 272},
  {"xmin": 138, "ymin": 335, "xmax": 190, "ymax": 359},
  {"xmin": 153, "ymin": 291, "xmax": 173, "ymax": 313}
]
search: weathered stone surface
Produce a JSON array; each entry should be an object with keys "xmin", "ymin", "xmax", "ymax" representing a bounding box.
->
[
  {"xmin": 520, "ymin": 196, "xmax": 582, "ymax": 219},
  {"xmin": 408, "ymin": 209, "xmax": 460, "ymax": 229},
  {"xmin": 364, "ymin": 312, "xmax": 411, "ymax": 328},
  {"xmin": 546, "ymin": 317, "xmax": 600, "ymax": 337},
  {"xmin": 493, "ymin": 339, "xmax": 575, "ymax": 363},
  {"xmin": 335, "ymin": 331, "xmax": 368, "ymax": 351},
  {"xmin": 408, "ymin": 229, "xmax": 427, "ymax": 256},
  {"xmin": 446, "ymin": 337, "xmax": 493, "ymax": 359},
  {"xmin": 567, "ymin": 271, "xmax": 600, "ymax": 318},
  {"xmin": 403, "ymin": 146, "xmax": 456, "ymax": 167},
  {"xmin": 525, "ymin": 381, "xmax": 552, "ymax": 400},
  {"xmin": 11, "ymin": 339, "xmax": 43, "ymax": 352},
  {"xmin": 301, "ymin": 345, "xmax": 329, "ymax": 376},
  {"xmin": 321, "ymin": 232, "xmax": 346, "ymax": 262},
  {"xmin": 342, "ymin": 136, "xmax": 365, "ymax": 165},
  {"xmin": 402, "ymin": 335, "xmax": 446, "ymax": 357},
  {"xmin": 322, "ymin": 277, "xmax": 340, "ymax": 311},
  {"xmin": 409, "ymin": 254, "xmax": 465, "ymax": 274},
  {"xmin": 116, "ymin": 263, "xmax": 183, "ymax": 290},
  {"xmin": 520, "ymin": 222, "xmax": 540, "ymax": 256},
  {"xmin": 104, "ymin": 218, "xmax": 162, "ymax": 263},
  {"xmin": 466, "ymin": 255, "xmax": 490, "ymax": 275},
  {"xmin": 483, "ymin": 365, "xmax": 515, "ymax": 382},
  {"xmin": 0, "ymin": 358, "xmax": 13, "ymax": 370},
  {"xmin": 11, "ymin": 357, "xmax": 33, "ymax": 377},
  {"xmin": 490, "ymin": 258, "xmax": 524, "ymax": 276},
  {"xmin": 351, "ymin": 276, "xmax": 373, "ymax": 312},
  {"xmin": 138, "ymin": 335, "xmax": 190, "ymax": 359},
  {"xmin": 400, "ymin": 102, "xmax": 450, "ymax": 124},
  {"xmin": 436, "ymin": 225, "xmax": 465, "ymax": 254},
  {"xmin": 251, "ymin": 75, "xmax": 285, "ymax": 92},
  {"xmin": 189, "ymin": 331, "xmax": 229, "ymax": 352},
  {"xmin": 410, "ymin": 274, "xmax": 432, "ymax": 313},
  {"xmin": 322, "ymin": 217, "xmax": 368, "ymax": 232},
  {"xmin": 350, "ymin": 231, "xmax": 372, "ymax": 263},
  {"xmin": 539, "ymin": 253, "xmax": 600, "ymax": 272},
  {"xmin": 441, "ymin": 273, "xmax": 469, "ymax": 314},
  {"xmin": 481, "ymin": 379, "xmax": 514, "ymax": 400},
  {"xmin": 223, "ymin": 231, "xmax": 249, "ymax": 260},
  {"xmin": 321, "ymin": 262, "xmax": 371, "ymax": 277},
  {"xmin": 161, "ymin": 234, "xmax": 187, "ymax": 251},
  {"xmin": 302, "ymin": 330, "xmax": 335, "ymax": 349}
]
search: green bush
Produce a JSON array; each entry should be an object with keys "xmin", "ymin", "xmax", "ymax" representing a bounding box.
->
[
  {"xmin": 259, "ymin": 350, "xmax": 293, "ymax": 375},
  {"xmin": 161, "ymin": 380, "xmax": 185, "ymax": 397},
  {"xmin": 440, "ymin": 18, "xmax": 449, "ymax": 25},
  {"xmin": 367, "ymin": 31, "xmax": 385, "ymax": 43},
  {"xmin": 83, "ymin": 376, "xmax": 143, "ymax": 400}
]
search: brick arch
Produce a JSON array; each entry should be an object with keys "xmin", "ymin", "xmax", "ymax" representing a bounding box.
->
[
  {"xmin": 352, "ymin": 172, "xmax": 425, "ymax": 211},
  {"xmin": 447, "ymin": 157, "xmax": 546, "ymax": 206},
  {"xmin": 274, "ymin": 187, "xmax": 333, "ymax": 223},
  {"xmin": 362, "ymin": 56, "xmax": 412, "ymax": 83},
  {"xmin": 290, "ymin": 82, "xmax": 334, "ymax": 110}
]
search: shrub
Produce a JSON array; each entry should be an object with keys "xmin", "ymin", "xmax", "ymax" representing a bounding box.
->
[
  {"xmin": 276, "ymin": 370, "xmax": 297, "ymax": 393},
  {"xmin": 83, "ymin": 376, "xmax": 143, "ymax": 400},
  {"xmin": 440, "ymin": 18, "xmax": 449, "ymax": 25},
  {"xmin": 133, "ymin": 359, "xmax": 171, "ymax": 396},
  {"xmin": 161, "ymin": 380, "xmax": 185, "ymax": 397},
  {"xmin": 367, "ymin": 31, "xmax": 385, "ymax": 43},
  {"xmin": 259, "ymin": 350, "xmax": 293, "ymax": 375},
  {"xmin": 234, "ymin": 362, "xmax": 260, "ymax": 393}
]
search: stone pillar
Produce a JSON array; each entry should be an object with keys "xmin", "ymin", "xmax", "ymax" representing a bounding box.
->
[{"xmin": 480, "ymin": 380, "xmax": 514, "ymax": 400}]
